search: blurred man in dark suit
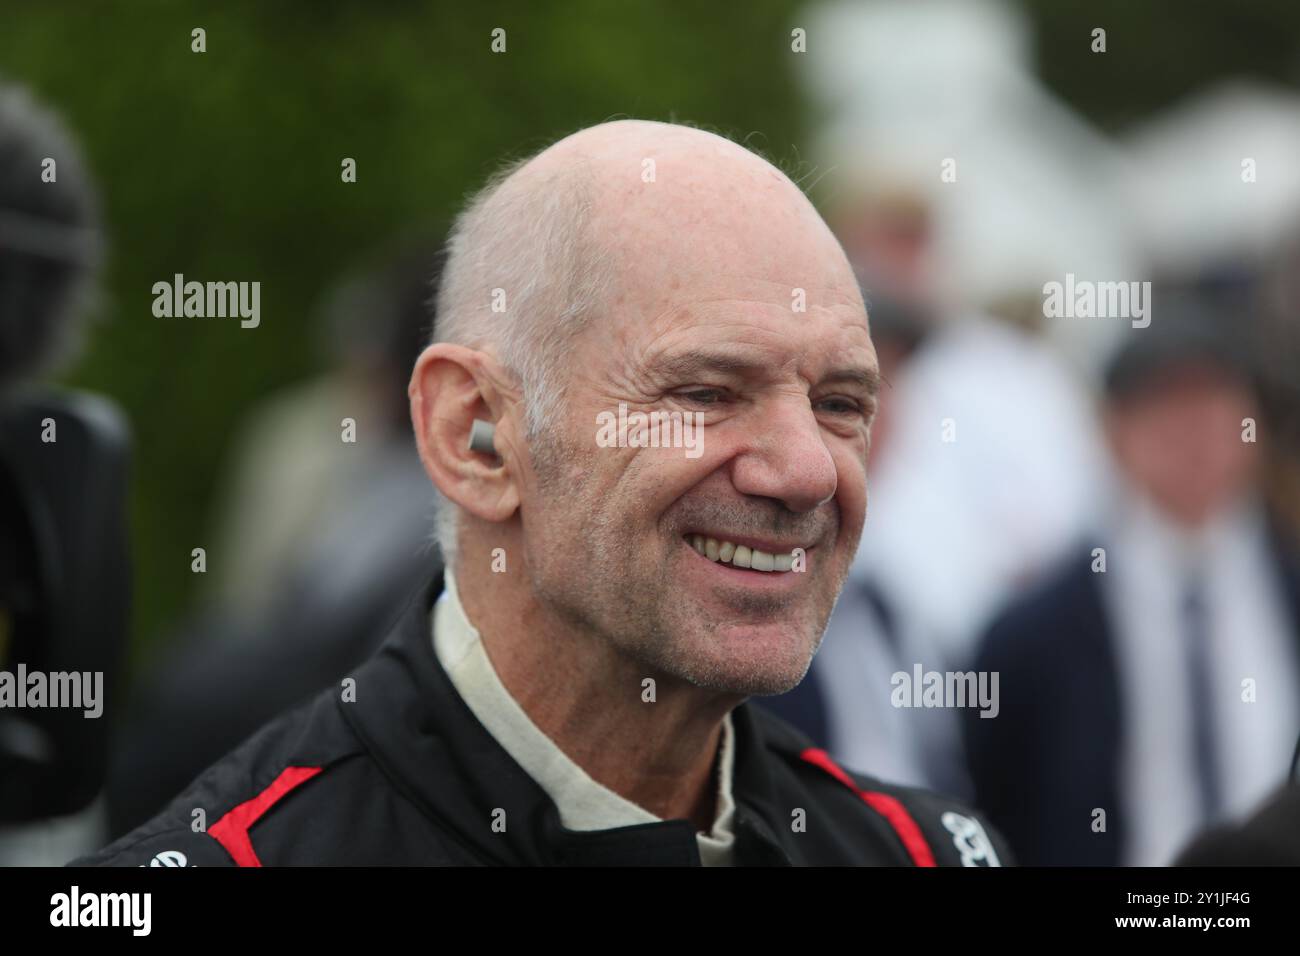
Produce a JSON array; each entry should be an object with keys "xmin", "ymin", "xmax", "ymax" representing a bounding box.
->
[{"xmin": 964, "ymin": 293, "xmax": 1300, "ymax": 865}]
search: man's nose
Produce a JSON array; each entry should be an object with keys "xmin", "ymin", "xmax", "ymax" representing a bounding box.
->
[{"xmin": 729, "ymin": 398, "xmax": 838, "ymax": 513}]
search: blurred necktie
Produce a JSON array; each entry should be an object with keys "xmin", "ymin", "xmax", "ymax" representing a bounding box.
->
[{"xmin": 1181, "ymin": 572, "xmax": 1223, "ymax": 821}]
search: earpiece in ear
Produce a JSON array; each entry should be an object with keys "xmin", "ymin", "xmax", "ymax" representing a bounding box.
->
[{"xmin": 467, "ymin": 418, "xmax": 497, "ymax": 456}]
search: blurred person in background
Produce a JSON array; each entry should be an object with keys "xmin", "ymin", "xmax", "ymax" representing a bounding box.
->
[
  {"xmin": 104, "ymin": 235, "xmax": 444, "ymax": 837},
  {"xmin": 208, "ymin": 234, "xmax": 446, "ymax": 618},
  {"xmin": 1176, "ymin": 763, "xmax": 1300, "ymax": 865},
  {"xmin": 0, "ymin": 82, "xmax": 128, "ymax": 865},
  {"xmin": 964, "ymin": 292, "xmax": 1300, "ymax": 865}
]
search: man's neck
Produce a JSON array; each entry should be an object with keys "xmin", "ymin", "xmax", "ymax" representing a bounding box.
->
[{"xmin": 454, "ymin": 564, "xmax": 736, "ymax": 831}]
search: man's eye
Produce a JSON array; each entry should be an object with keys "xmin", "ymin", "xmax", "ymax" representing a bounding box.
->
[
  {"xmin": 678, "ymin": 388, "xmax": 727, "ymax": 406},
  {"xmin": 816, "ymin": 397, "xmax": 865, "ymax": 416}
]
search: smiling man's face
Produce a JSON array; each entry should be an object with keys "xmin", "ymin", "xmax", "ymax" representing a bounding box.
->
[{"xmin": 512, "ymin": 126, "xmax": 878, "ymax": 697}]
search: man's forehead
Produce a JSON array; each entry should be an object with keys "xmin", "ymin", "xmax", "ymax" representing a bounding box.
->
[
  {"xmin": 625, "ymin": 267, "xmax": 866, "ymax": 319},
  {"xmin": 621, "ymin": 286, "xmax": 876, "ymax": 383},
  {"xmin": 597, "ymin": 262, "xmax": 870, "ymax": 351},
  {"xmin": 601, "ymin": 203, "xmax": 852, "ymax": 295}
]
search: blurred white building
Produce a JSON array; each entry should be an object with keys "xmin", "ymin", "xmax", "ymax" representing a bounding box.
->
[{"xmin": 1119, "ymin": 79, "xmax": 1300, "ymax": 272}]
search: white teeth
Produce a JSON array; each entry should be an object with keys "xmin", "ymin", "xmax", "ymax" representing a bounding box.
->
[{"xmin": 687, "ymin": 535, "xmax": 802, "ymax": 572}]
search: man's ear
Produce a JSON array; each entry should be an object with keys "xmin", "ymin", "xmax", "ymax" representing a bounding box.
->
[{"xmin": 408, "ymin": 343, "xmax": 521, "ymax": 526}]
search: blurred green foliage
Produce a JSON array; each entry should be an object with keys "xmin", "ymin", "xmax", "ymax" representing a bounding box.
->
[
  {"xmin": 1025, "ymin": 0, "xmax": 1300, "ymax": 130},
  {"xmin": 3, "ymin": 0, "xmax": 1297, "ymax": 662}
]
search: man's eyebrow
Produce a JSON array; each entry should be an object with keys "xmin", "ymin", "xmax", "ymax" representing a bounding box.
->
[
  {"xmin": 823, "ymin": 366, "xmax": 883, "ymax": 398},
  {"xmin": 647, "ymin": 350, "xmax": 767, "ymax": 381},
  {"xmin": 647, "ymin": 350, "xmax": 882, "ymax": 397}
]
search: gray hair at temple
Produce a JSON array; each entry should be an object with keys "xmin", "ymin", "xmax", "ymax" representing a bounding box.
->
[{"xmin": 428, "ymin": 146, "xmax": 617, "ymax": 567}]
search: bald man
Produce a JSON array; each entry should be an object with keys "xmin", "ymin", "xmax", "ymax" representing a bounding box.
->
[{"xmin": 76, "ymin": 121, "xmax": 1008, "ymax": 867}]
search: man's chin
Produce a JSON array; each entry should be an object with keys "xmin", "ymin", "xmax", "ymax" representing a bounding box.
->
[
  {"xmin": 684, "ymin": 666, "xmax": 810, "ymax": 699},
  {"xmin": 660, "ymin": 624, "xmax": 817, "ymax": 697}
]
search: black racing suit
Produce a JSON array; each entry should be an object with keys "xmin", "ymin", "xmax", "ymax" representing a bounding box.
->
[{"xmin": 72, "ymin": 575, "xmax": 1011, "ymax": 867}]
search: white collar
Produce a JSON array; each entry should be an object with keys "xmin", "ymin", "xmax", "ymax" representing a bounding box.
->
[{"xmin": 432, "ymin": 571, "xmax": 736, "ymax": 865}]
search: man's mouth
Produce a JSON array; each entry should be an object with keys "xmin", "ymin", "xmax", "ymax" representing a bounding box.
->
[{"xmin": 682, "ymin": 533, "xmax": 808, "ymax": 573}]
